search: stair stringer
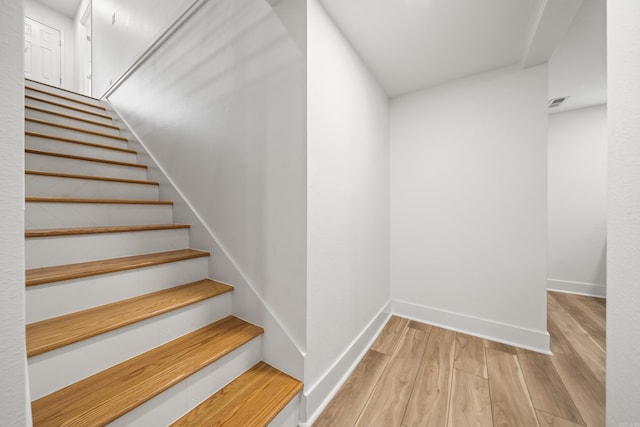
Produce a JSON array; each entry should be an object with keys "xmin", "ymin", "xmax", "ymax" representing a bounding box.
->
[{"xmin": 105, "ymin": 102, "xmax": 305, "ymax": 383}]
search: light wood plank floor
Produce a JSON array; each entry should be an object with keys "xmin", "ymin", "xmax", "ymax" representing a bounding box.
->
[{"xmin": 314, "ymin": 292, "xmax": 605, "ymax": 427}]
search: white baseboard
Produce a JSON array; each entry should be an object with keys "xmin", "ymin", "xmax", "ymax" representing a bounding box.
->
[
  {"xmin": 301, "ymin": 301, "xmax": 391, "ymax": 426},
  {"xmin": 547, "ymin": 278, "xmax": 606, "ymax": 298},
  {"xmin": 391, "ymin": 299, "xmax": 551, "ymax": 354}
]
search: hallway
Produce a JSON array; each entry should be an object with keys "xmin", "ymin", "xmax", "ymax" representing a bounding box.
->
[{"xmin": 315, "ymin": 292, "xmax": 605, "ymax": 426}]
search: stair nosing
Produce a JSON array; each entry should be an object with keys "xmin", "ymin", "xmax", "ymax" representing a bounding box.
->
[
  {"xmin": 26, "ymin": 197, "xmax": 172, "ymax": 205},
  {"xmin": 26, "ymin": 78, "xmax": 103, "ymax": 103},
  {"xmin": 26, "ymin": 117, "xmax": 128, "ymax": 141},
  {"xmin": 26, "ymin": 105, "xmax": 121, "ymax": 130},
  {"xmin": 25, "ymin": 224, "xmax": 191, "ymax": 238},
  {"xmin": 26, "ymin": 131, "xmax": 136, "ymax": 154},
  {"xmin": 26, "ymin": 249, "xmax": 210, "ymax": 287},
  {"xmin": 26, "ymin": 148, "xmax": 147, "ymax": 169},
  {"xmin": 31, "ymin": 316, "xmax": 264, "ymax": 426},
  {"xmin": 26, "ymin": 279, "xmax": 234, "ymax": 357},
  {"xmin": 26, "ymin": 85, "xmax": 107, "ymax": 110},
  {"xmin": 25, "ymin": 169, "xmax": 159, "ymax": 186},
  {"xmin": 26, "ymin": 94, "xmax": 113, "ymax": 120}
]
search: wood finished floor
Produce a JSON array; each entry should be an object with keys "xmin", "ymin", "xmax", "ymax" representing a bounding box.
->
[{"xmin": 314, "ymin": 292, "xmax": 605, "ymax": 427}]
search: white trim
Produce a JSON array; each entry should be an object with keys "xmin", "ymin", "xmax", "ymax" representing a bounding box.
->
[
  {"xmin": 105, "ymin": 101, "xmax": 306, "ymax": 360},
  {"xmin": 391, "ymin": 299, "xmax": 551, "ymax": 354},
  {"xmin": 548, "ymin": 278, "xmax": 606, "ymax": 298},
  {"xmin": 302, "ymin": 301, "xmax": 392, "ymax": 426}
]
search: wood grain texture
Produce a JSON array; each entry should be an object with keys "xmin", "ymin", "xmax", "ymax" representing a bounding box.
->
[
  {"xmin": 516, "ymin": 348, "xmax": 584, "ymax": 425},
  {"xmin": 26, "ymin": 117, "xmax": 127, "ymax": 140},
  {"xmin": 27, "ymin": 279, "xmax": 233, "ymax": 357},
  {"xmin": 25, "ymin": 94, "xmax": 113, "ymax": 119},
  {"xmin": 314, "ymin": 350, "xmax": 389, "ymax": 427},
  {"xmin": 484, "ymin": 339, "xmax": 517, "ymax": 354},
  {"xmin": 26, "ymin": 196, "xmax": 172, "ymax": 205},
  {"xmin": 31, "ymin": 316, "xmax": 263, "ymax": 427},
  {"xmin": 25, "ymin": 169, "xmax": 159, "ymax": 186},
  {"xmin": 26, "ymin": 130, "xmax": 135, "ymax": 153},
  {"xmin": 454, "ymin": 333, "xmax": 487, "ymax": 378},
  {"xmin": 448, "ymin": 369, "xmax": 492, "ymax": 427},
  {"xmin": 536, "ymin": 410, "xmax": 585, "ymax": 427},
  {"xmin": 485, "ymin": 348, "xmax": 539, "ymax": 427},
  {"xmin": 550, "ymin": 292, "xmax": 605, "ymax": 350},
  {"xmin": 26, "ymin": 224, "xmax": 190, "ymax": 238},
  {"xmin": 402, "ymin": 327, "xmax": 456, "ymax": 427},
  {"xmin": 26, "ymin": 85, "xmax": 107, "ymax": 110},
  {"xmin": 356, "ymin": 328, "xmax": 428, "ymax": 427},
  {"xmin": 26, "ymin": 249, "xmax": 209, "ymax": 286},
  {"xmin": 171, "ymin": 362, "xmax": 302, "ymax": 427},
  {"xmin": 407, "ymin": 320, "xmax": 432, "ymax": 333},
  {"xmin": 370, "ymin": 316, "xmax": 409, "ymax": 355},
  {"xmin": 26, "ymin": 148, "xmax": 146, "ymax": 168},
  {"xmin": 26, "ymin": 105, "xmax": 120, "ymax": 130}
]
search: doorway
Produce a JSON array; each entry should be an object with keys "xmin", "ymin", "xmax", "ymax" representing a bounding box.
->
[{"xmin": 24, "ymin": 16, "xmax": 62, "ymax": 87}]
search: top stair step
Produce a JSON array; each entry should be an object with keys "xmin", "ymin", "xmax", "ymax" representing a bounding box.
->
[
  {"xmin": 171, "ymin": 361, "xmax": 303, "ymax": 426},
  {"xmin": 31, "ymin": 316, "xmax": 264, "ymax": 427},
  {"xmin": 26, "ymin": 94, "xmax": 114, "ymax": 123},
  {"xmin": 26, "ymin": 79, "xmax": 105, "ymax": 109}
]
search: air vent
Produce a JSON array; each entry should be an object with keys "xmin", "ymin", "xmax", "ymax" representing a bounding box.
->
[{"xmin": 548, "ymin": 97, "xmax": 569, "ymax": 108}]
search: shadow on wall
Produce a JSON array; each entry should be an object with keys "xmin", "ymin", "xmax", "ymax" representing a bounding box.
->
[{"xmin": 107, "ymin": 0, "xmax": 307, "ymax": 357}]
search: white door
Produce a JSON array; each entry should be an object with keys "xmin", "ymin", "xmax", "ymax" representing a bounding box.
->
[{"xmin": 24, "ymin": 16, "xmax": 62, "ymax": 87}]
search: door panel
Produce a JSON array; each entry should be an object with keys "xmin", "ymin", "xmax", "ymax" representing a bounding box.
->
[{"xmin": 24, "ymin": 16, "xmax": 61, "ymax": 87}]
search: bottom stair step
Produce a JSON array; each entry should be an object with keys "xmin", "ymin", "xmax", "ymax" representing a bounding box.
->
[
  {"xmin": 31, "ymin": 316, "xmax": 264, "ymax": 427},
  {"xmin": 171, "ymin": 361, "xmax": 303, "ymax": 427}
]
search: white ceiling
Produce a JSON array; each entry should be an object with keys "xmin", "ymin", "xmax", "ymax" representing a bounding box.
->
[
  {"xmin": 319, "ymin": 0, "xmax": 584, "ymax": 98},
  {"xmin": 34, "ymin": 0, "xmax": 82, "ymax": 18},
  {"xmin": 548, "ymin": 0, "xmax": 607, "ymax": 113}
]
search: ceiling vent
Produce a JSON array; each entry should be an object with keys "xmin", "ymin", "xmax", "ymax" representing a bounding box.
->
[{"xmin": 548, "ymin": 97, "xmax": 569, "ymax": 108}]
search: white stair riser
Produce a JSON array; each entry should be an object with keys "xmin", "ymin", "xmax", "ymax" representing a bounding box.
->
[
  {"xmin": 26, "ymin": 108, "xmax": 121, "ymax": 137},
  {"xmin": 26, "ymin": 121, "xmax": 128, "ymax": 149},
  {"xmin": 268, "ymin": 393, "xmax": 301, "ymax": 427},
  {"xmin": 26, "ymin": 257, "xmax": 209, "ymax": 323},
  {"xmin": 25, "ymin": 87, "xmax": 105, "ymax": 112},
  {"xmin": 26, "ymin": 174, "xmax": 159, "ymax": 201},
  {"xmin": 26, "ymin": 228, "xmax": 189, "ymax": 269},
  {"xmin": 28, "ymin": 294, "xmax": 234, "ymax": 400},
  {"xmin": 109, "ymin": 337, "xmax": 262, "ymax": 427},
  {"xmin": 25, "ymin": 97, "xmax": 114, "ymax": 125},
  {"xmin": 26, "ymin": 202, "xmax": 173, "ymax": 229},
  {"xmin": 26, "ymin": 80, "xmax": 105, "ymax": 108},
  {"xmin": 26, "ymin": 134, "xmax": 136, "ymax": 163},
  {"xmin": 26, "ymin": 153, "xmax": 148, "ymax": 181}
]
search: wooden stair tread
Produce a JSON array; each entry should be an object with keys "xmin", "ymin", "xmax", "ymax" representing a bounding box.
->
[
  {"xmin": 26, "ymin": 117, "xmax": 128, "ymax": 141},
  {"xmin": 26, "ymin": 249, "xmax": 209, "ymax": 286},
  {"xmin": 26, "ymin": 197, "xmax": 172, "ymax": 205},
  {"xmin": 26, "ymin": 78, "xmax": 103, "ymax": 103},
  {"xmin": 31, "ymin": 316, "xmax": 264, "ymax": 427},
  {"xmin": 171, "ymin": 361, "xmax": 303, "ymax": 427},
  {"xmin": 26, "ymin": 85, "xmax": 107, "ymax": 110},
  {"xmin": 26, "ymin": 94, "xmax": 113, "ymax": 120},
  {"xmin": 26, "ymin": 131, "xmax": 136, "ymax": 154},
  {"xmin": 26, "ymin": 169, "xmax": 159, "ymax": 186},
  {"xmin": 26, "ymin": 148, "xmax": 146, "ymax": 168},
  {"xmin": 26, "ymin": 224, "xmax": 190, "ymax": 238},
  {"xmin": 26, "ymin": 105, "xmax": 120, "ymax": 130},
  {"xmin": 27, "ymin": 279, "xmax": 233, "ymax": 357}
]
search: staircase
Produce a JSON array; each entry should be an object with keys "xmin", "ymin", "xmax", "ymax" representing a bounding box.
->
[{"xmin": 24, "ymin": 79, "xmax": 302, "ymax": 426}]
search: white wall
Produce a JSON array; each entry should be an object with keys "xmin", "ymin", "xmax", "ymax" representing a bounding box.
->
[
  {"xmin": 91, "ymin": 0, "xmax": 193, "ymax": 97},
  {"xmin": 607, "ymin": 1, "xmax": 640, "ymax": 424},
  {"xmin": 73, "ymin": 0, "xmax": 91, "ymax": 96},
  {"xmin": 107, "ymin": 0, "xmax": 307, "ymax": 378},
  {"xmin": 305, "ymin": 0, "xmax": 390, "ymax": 421},
  {"xmin": 24, "ymin": 0, "xmax": 76, "ymax": 91},
  {"xmin": 390, "ymin": 65, "xmax": 549, "ymax": 352},
  {"xmin": 0, "ymin": 1, "xmax": 29, "ymax": 425},
  {"xmin": 548, "ymin": 105, "xmax": 607, "ymax": 297}
]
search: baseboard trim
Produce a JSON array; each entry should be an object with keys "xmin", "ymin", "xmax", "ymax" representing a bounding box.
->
[
  {"xmin": 301, "ymin": 301, "xmax": 392, "ymax": 426},
  {"xmin": 391, "ymin": 299, "xmax": 550, "ymax": 354},
  {"xmin": 547, "ymin": 278, "xmax": 606, "ymax": 298}
]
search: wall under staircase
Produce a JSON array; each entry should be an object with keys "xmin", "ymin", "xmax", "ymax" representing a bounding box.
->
[{"xmin": 24, "ymin": 78, "xmax": 302, "ymax": 426}]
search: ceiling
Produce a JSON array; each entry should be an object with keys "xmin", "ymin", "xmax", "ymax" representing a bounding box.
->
[
  {"xmin": 319, "ymin": 0, "xmax": 585, "ymax": 98},
  {"xmin": 548, "ymin": 0, "xmax": 607, "ymax": 113},
  {"xmin": 34, "ymin": 0, "xmax": 83, "ymax": 18}
]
